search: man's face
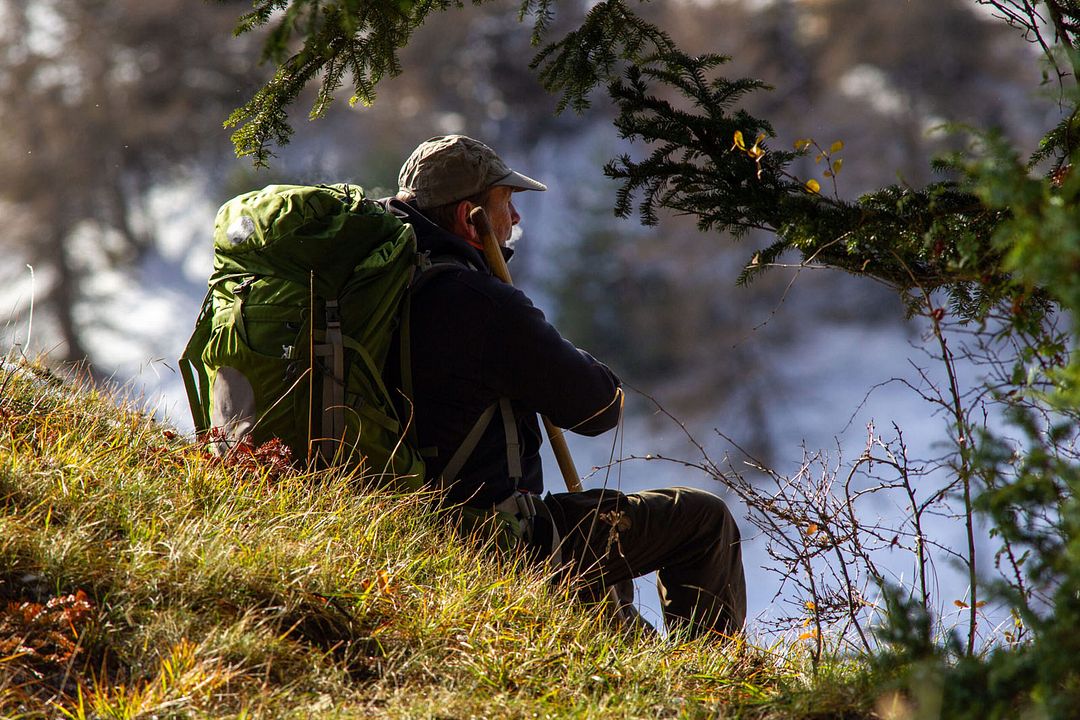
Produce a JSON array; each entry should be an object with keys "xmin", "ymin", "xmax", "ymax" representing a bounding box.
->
[{"xmin": 481, "ymin": 186, "xmax": 520, "ymax": 247}]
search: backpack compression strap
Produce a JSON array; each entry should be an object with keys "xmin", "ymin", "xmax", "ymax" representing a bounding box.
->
[
  {"xmin": 179, "ymin": 289, "xmax": 215, "ymax": 434},
  {"xmin": 316, "ymin": 298, "xmax": 346, "ymax": 461}
]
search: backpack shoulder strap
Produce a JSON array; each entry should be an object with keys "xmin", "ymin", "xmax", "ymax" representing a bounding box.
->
[
  {"xmin": 398, "ymin": 253, "xmax": 474, "ymax": 441},
  {"xmin": 398, "ymin": 252, "xmax": 522, "ymax": 487},
  {"xmin": 411, "ymin": 253, "xmax": 474, "ymax": 295},
  {"xmin": 438, "ymin": 397, "xmax": 522, "ymax": 489}
]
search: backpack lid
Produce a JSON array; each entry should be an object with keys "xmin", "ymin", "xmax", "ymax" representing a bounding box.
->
[{"xmin": 212, "ymin": 184, "xmax": 413, "ymax": 293}]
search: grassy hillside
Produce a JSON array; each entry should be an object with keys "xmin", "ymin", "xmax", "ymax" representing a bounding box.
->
[{"xmin": 0, "ymin": 361, "xmax": 877, "ymax": 718}]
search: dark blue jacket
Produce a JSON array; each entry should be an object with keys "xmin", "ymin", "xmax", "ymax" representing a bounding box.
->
[{"xmin": 384, "ymin": 198, "xmax": 622, "ymax": 507}]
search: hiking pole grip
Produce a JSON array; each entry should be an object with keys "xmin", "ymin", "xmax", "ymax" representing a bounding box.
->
[{"xmin": 470, "ymin": 207, "xmax": 584, "ymax": 494}]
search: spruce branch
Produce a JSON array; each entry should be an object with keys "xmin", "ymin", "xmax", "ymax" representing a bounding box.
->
[
  {"xmin": 530, "ymin": 0, "xmax": 677, "ymax": 113},
  {"xmin": 603, "ymin": 50, "xmax": 1037, "ymax": 322},
  {"xmin": 221, "ymin": 0, "xmax": 458, "ymax": 165},
  {"xmin": 222, "ymin": 1, "xmax": 713, "ymax": 162}
]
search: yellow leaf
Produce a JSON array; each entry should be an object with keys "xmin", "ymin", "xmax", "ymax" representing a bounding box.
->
[
  {"xmin": 733, "ymin": 131, "xmax": 746, "ymax": 150},
  {"xmin": 823, "ymin": 170, "xmax": 833, "ymax": 178},
  {"xmin": 805, "ymin": 179, "xmax": 821, "ymax": 193},
  {"xmin": 805, "ymin": 600, "xmax": 816, "ymax": 611},
  {"xmin": 794, "ymin": 138, "xmax": 812, "ymax": 151},
  {"xmin": 748, "ymin": 146, "xmax": 765, "ymax": 160},
  {"xmin": 954, "ymin": 600, "xmax": 969, "ymax": 608},
  {"xmin": 755, "ymin": 132, "xmax": 766, "ymax": 144},
  {"xmin": 830, "ymin": 140, "xmax": 844, "ymax": 152},
  {"xmin": 806, "ymin": 523, "xmax": 819, "ymax": 536},
  {"xmin": 814, "ymin": 153, "xmax": 823, "ymax": 164},
  {"xmin": 798, "ymin": 630, "xmax": 819, "ymax": 641},
  {"xmin": 974, "ymin": 601, "xmax": 988, "ymax": 608},
  {"xmin": 832, "ymin": 158, "xmax": 843, "ymax": 174}
]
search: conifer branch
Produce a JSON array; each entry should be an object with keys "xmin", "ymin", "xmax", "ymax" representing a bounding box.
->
[
  {"xmin": 222, "ymin": 0, "xmax": 690, "ymax": 163},
  {"xmin": 221, "ymin": 0, "xmax": 458, "ymax": 165},
  {"xmin": 603, "ymin": 50, "xmax": 1031, "ymax": 321},
  {"xmin": 529, "ymin": 0, "xmax": 677, "ymax": 113}
]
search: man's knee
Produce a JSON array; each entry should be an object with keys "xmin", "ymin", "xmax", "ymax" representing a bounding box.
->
[{"xmin": 656, "ymin": 486, "xmax": 741, "ymax": 540}]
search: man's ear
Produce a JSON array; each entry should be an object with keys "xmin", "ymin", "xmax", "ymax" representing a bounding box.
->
[{"xmin": 452, "ymin": 200, "xmax": 479, "ymax": 243}]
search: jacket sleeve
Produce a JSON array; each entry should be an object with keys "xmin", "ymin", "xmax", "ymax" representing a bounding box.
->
[{"xmin": 483, "ymin": 284, "xmax": 622, "ymax": 436}]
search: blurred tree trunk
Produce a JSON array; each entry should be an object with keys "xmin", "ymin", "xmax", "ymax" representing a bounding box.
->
[
  {"xmin": 0, "ymin": 0, "xmax": 257, "ymax": 369},
  {"xmin": 45, "ymin": 223, "xmax": 91, "ymax": 366}
]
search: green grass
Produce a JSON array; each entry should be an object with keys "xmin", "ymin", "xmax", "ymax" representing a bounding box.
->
[{"xmin": 0, "ymin": 361, "xmax": 881, "ymax": 718}]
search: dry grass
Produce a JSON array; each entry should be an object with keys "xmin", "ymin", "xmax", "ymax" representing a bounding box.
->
[{"xmin": 0, "ymin": 360, "xmax": 877, "ymax": 718}]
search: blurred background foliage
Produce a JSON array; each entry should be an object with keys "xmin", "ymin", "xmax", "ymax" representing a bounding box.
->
[{"xmin": 0, "ymin": 0, "xmax": 1058, "ymax": 462}]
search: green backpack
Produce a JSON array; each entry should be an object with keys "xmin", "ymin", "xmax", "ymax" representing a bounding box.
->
[{"xmin": 179, "ymin": 183, "xmax": 426, "ymax": 489}]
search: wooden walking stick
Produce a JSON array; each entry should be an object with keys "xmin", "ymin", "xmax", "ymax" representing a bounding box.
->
[{"xmin": 469, "ymin": 206, "xmax": 583, "ymax": 493}]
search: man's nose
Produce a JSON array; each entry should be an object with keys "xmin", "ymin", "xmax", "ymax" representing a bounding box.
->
[{"xmin": 510, "ymin": 202, "xmax": 520, "ymax": 225}]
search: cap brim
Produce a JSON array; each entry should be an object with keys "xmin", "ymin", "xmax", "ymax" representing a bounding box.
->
[{"xmin": 494, "ymin": 170, "xmax": 547, "ymax": 193}]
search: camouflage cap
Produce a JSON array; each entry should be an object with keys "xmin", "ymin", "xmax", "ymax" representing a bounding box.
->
[{"xmin": 397, "ymin": 135, "xmax": 547, "ymax": 208}]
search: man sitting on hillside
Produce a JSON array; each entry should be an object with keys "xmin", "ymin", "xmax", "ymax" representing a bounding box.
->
[{"xmin": 384, "ymin": 135, "xmax": 747, "ymax": 639}]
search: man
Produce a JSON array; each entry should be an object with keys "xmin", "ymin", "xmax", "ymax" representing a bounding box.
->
[{"xmin": 385, "ymin": 135, "xmax": 746, "ymax": 639}]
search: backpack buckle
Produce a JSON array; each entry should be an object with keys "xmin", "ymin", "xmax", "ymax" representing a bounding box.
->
[{"xmin": 325, "ymin": 300, "xmax": 342, "ymax": 326}]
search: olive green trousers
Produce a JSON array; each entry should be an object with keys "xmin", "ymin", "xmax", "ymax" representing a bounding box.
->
[{"xmin": 543, "ymin": 486, "xmax": 746, "ymax": 640}]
